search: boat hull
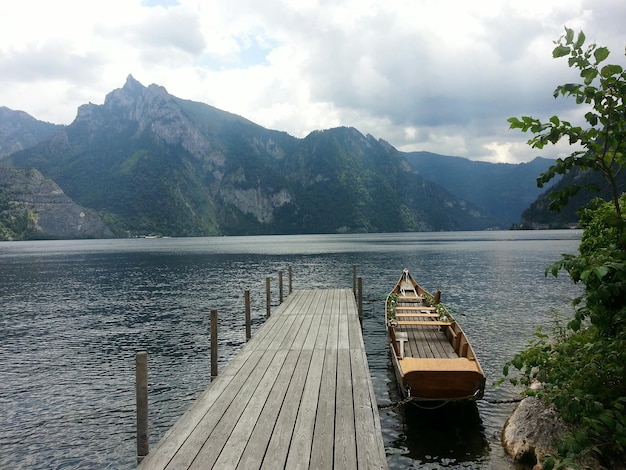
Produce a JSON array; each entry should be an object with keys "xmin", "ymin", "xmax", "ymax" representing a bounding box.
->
[
  {"xmin": 386, "ymin": 269, "xmax": 486, "ymax": 402},
  {"xmin": 390, "ymin": 348, "xmax": 485, "ymax": 400}
]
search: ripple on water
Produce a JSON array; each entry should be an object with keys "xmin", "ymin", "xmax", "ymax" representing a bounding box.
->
[{"xmin": 0, "ymin": 232, "xmax": 581, "ymax": 469}]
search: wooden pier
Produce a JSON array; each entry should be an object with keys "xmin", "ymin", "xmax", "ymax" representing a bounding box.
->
[{"xmin": 137, "ymin": 288, "xmax": 388, "ymax": 469}]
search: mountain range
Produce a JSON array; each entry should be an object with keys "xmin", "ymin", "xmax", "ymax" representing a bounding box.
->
[{"xmin": 1, "ymin": 75, "xmax": 561, "ymax": 239}]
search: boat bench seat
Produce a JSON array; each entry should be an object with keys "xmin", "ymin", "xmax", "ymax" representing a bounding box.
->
[
  {"xmin": 396, "ymin": 295, "xmax": 423, "ymax": 302},
  {"xmin": 395, "ymin": 320, "xmax": 452, "ymax": 326},
  {"xmin": 399, "ymin": 357, "xmax": 481, "ymax": 371},
  {"xmin": 397, "ymin": 313, "xmax": 439, "ymax": 318}
]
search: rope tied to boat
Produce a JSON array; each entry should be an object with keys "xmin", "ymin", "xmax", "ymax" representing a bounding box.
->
[
  {"xmin": 484, "ymin": 397, "xmax": 523, "ymax": 404},
  {"xmin": 377, "ymin": 396, "xmax": 523, "ymax": 411},
  {"xmin": 377, "ymin": 396, "xmax": 420, "ymax": 410}
]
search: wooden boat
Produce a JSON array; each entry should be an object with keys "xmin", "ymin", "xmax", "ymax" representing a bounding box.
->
[{"xmin": 386, "ymin": 269, "xmax": 486, "ymax": 402}]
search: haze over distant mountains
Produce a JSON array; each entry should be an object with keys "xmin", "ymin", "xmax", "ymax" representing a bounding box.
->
[{"xmin": 0, "ymin": 76, "xmax": 561, "ymax": 240}]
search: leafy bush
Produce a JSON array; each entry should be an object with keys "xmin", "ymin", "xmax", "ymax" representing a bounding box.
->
[{"xmin": 505, "ymin": 28, "xmax": 626, "ymax": 468}]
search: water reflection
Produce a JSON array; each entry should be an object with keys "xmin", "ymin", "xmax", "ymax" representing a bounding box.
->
[
  {"xmin": 382, "ymin": 356, "xmax": 489, "ymax": 468},
  {"xmin": 398, "ymin": 403, "xmax": 488, "ymax": 465}
]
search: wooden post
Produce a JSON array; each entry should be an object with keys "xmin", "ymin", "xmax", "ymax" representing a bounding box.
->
[
  {"xmin": 135, "ymin": 351, "xmax": 149, "ymax": 463},
  {"xmin": 244, "ymin": 290, "xmax": 251, "ymax": 342},
  {"xmin": 266, "ymin": 277, "xmax": 271, "ymax": 318},
  {"xmin": 352, "ymin": 265, "xmax": 357, "ymax": 297},
  {"xmin": 211, "ymin": 309, "xmax": 218, "ymax": 378},
  {"xmin": 357, "ymin": 277, "xmax": 363, "ymax": 327},
  {"xmin": 288, "ymin": 266, "xmax": 293, "ymax": 294},
  {"xmin": 279, "ymin": 270, "xmax": 284, "ymax": 304}
]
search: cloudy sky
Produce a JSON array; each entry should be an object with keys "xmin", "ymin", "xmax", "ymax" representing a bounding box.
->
[{"xmin": 1, "ymin": 0, "xmax": 625, "ymax": 163}]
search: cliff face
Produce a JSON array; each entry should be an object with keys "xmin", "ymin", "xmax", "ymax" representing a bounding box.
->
[
  {"xmin": 0, "ymin": 106, "xmax": 63, "ymax": 157},
  {"xmin": 0, "ymin": 167, "xmax": 113, "ymax": 240}
]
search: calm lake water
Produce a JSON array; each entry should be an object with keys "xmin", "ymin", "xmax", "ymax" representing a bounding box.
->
[{"xmin": 0, "ymin": 231, "xmax": 582, "ymax": 469}]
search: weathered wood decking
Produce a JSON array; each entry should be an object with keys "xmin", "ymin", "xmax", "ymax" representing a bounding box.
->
[
  {"xmin": 138, "ymin": 288, "xmax": 387, "ymax": 470},
  {"xmin": 394, "ymin": 300, "xmax": 457, "ymax": 359}
]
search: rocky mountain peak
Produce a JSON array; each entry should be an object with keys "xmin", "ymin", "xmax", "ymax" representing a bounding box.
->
[
  {"xmin": 123, "ymin": 74, "xmax": 144, "ymax": 93},
  {"xmin": 72, "ymin": 76, "xmax": 217, "ymax": 162}
]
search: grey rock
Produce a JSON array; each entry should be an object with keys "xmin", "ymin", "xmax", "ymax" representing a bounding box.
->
[{"xmin": 502, "ymin": 396, "xmax": 567, "ymax": 468}]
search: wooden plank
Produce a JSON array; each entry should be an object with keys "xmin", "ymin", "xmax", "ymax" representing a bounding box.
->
[
  {"xmin": 325, "ymin": 296, "xmax": 340, "ymax": 350},
  {"xmin": 395, "ymin": 323, "xmax": 438, "ymax": 358},
  {"xmin": 396, "ymin": 295, "xmax": 423, "ymax": 301},
  {"xmin": 290, "ymin": 311, "xmax": 315, "ymax": 350},
  {"xmin": 413, "ymin": 326, "xmax": 434, "ymax": 358},
  {"xmin": 302, "ymin": 299, "xmax": 323, "ymax": 351},
  {"xmin": 309, "ymin": 352, "xmax": 337, "ymax": 468},
  {"xmin": 309, "ymin": 325, "xmax": 338, "ymax": 467},
  {"xmin": 314, "ymin": 306, "xmax": 332, "ymax": 351},
  {"xmin": 233, "ymin": 350, "xmax": 298, "ymax": 469},
  {"xmin": 257, "ymin": 348, "xmax": 313, "ymax": 469},
  {"xmin": 283, "ymin": 348, "xmax": 325, "ymax": 469},
  {"xmin": 424, "ymin": 328, "xmax": 451, "ymax": 358},
  {"xmin": 350, "ymin": 335, "xmax": 387, "ymax": 468},
  {"xmin": 260, "ymin": 351, "xmax": 312, "ymax": 469},
  {"xmin": 168, "ymin": 348, "xmax": 281, "ymax": 468},
  {"xmin": 337, "ymin": 296, "xmax": 350, "ymax": 350},
  {"xmin": 280, "ymin": 289, "xmax": 312, "ymax": 316},
  {"xmin": 334, "ymin": 347, "xmax": 357, "ymax": 469},
  {"xmin": 419, "ymin": 327, "xmax": 457, "ymax": 359},
  {"xmin": 396, "ymin": 306, "xmax": 434, "ymax": 310},
  {"xmin": 240, "ymin": 349, "xmax": 312, "ymax": 469},
  {"xmin": 347, "ymin": 290, "xmax": 362, "ymax": 351},
  {"xmin": 395, "ymin": 321, "xmax": 452, "ymax": 326},
  {"xmin": 210, "ymin": 349, "xmax": 296, "ymax": 468},
  {"xmin": 396, "ymin": 313, "xmax": 439, "ymax": 318},
  {"xmin": 269, "ymin": 304, "xmax": 310, "ymax": 351}
]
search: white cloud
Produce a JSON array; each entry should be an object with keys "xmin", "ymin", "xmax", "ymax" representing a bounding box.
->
[{"xmin": 1, "ymin": 0, "xmax": 625, "ymax": 163}]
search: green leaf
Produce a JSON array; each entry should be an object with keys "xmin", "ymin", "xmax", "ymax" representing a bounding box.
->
[
  {"xmin": 600, "ymin": 64, "xmax": 623, "ymax": 78},
  {"xmin": 594, "ymin": 46, "xmax": 610, "ymax": 63},
  {"xmin": 585, "ymin": 112, "xmax": 598, "ymax": 126},
  {"xmin": 580, "ymin": 68, "xmax": 598, "ymax": 85},
  {"xmin": 543, "ymin": 455, "xmax": 556, "ymax": 470},
  {"xmin": 553, "ymin": 45, "xmax": 571, "ymax": 58},
  {"xmin": 568, "ymin": 318, "xmax": 581, "ymax": 331},
  {"xmin": 574, "ymin": 31, "xmax": 586, "ymax": 48},
  {"xmin": 599, "ymin": 414, "xmax": 615, "ymax": 429},
  {"xmin": 594, "ymin": 265, "xmax": 609, "ymax": 279}
]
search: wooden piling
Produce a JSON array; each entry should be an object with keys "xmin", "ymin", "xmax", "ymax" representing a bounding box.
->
[
  {"xmin": 357, "ymin": 277, "xmax": 363, "ymax": 326},
  {"xmin": 135, "ymin": 350, "xmax": 149, "ymax": 463},
  {"xmin": 279, "ymin": 270, "xmax": 283, "ymax": 304},
  {"xmin": 352, "ymin": 265, "xmax": 357, "ymax": 297},
  {"xmin": 244, "ymin": 290, "xmax": 251, "ymax": 342},
  {"xmin": 288, "ymin": 266, "xmax": 293, "ymax": 294},
  {"xmin": 266, "ymin": 277, "xmax": 271, "ymax": 318},
  {"xmin": 211, "ymin": 309, "xmax": 218, "ymax": 378}
]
